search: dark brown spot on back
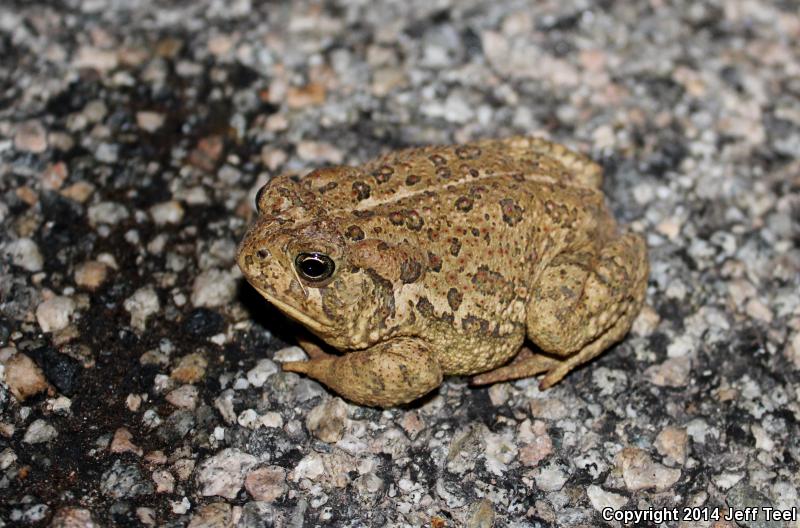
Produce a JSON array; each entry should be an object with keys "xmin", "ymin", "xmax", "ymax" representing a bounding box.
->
[
  {"xmin": 427, "ymin": 251, "xmax": 442, "ymax": 272},
  {"xmin": 447, "ymin": 288, "xmax": 462, "ymax": 311},
  {"xmin": 318, "ymin": 181, "xmax": 338, "ymax": 193},
  {"xmin": 428, "ymin": 154, "xmax": 447, "ymax": 167},
  {"xmin": 389, "ymin": 211, "xmax": 405, "ymax": 225},
  {"xmin": 461, "ymin": 314, "xmax": 490, "ymax": 335},
  {"xmin": 499, "ymin": 198, "xmax": 524, "ymax": 226},
  {"xmin": 400, "ymin": 259, "xmax": 422, "ymax": 284},
  {"xmin": 405, "ymin": 173, "xmax": 420, "ymax": 185},
  {"xmin": 449, "ymin": 238, "xmax": 461, "ymax": 257},
  {"xmin": 455, "ymin": 196, "xmax": 473, "ymax": 212},
  {"xmin": 373, "ymin": 165, "xmax": 394, "ymax": 184},
  {"xmin": 352, "ymin": 181, "xmax": 371, "ymax": 201},
  {"xmin": 416, "ymin": 297, "xmax": 434, "ymax": 318},
  {"xmin": 455, "ymin": 145, "xmax": 482, "ymax": 160},
  {"xmin": 345, "ymin": 225, "xmax": 365, "ymax": 241},
  {"xmin": 405, "ymin": 210, "xmax": 424, "ymax": 231}
]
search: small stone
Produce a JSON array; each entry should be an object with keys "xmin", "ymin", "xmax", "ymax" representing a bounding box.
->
[
  {"xmin": 586, "ymin": 485, "xmax": 628, "ymax": 512},
  {"xmin": 100, "ymin": 460, "xmax": 154, "ymax": 499},
  {"xmin": 400, "ymin": 411, "xmax": 425, "ymax": 439},
  {"xmin": 517, "ymin": 420, "xmax": 553, "ymax": 467},
  {"xmin": 110, "ymin": 427, "xmax": 143, "ymax": 456},
  {"xmin": 260, "ymin": 147, "xmax": 287, "ymax": 171},
  {"xmin": 136, "ymin": 111, "xmax": 165, "ymax": 132},
  {"xmin": 50, "ymin": 507, "xmax": 100, "ymax": 528},
  {"xmin": 41, "ymin": 162, "xmax": 68, "ymax": 190},
  {"xmin": 87, "ymin": 201, "xmax": 130, "ymax": 226},
  {"xmin": 259, "ymin": 412, "xmax": 283, "ymax": 428},
  {"xmin": 286, "ymin": 83, "xmax": 326, "ymax": 108},
  {"xmin": 290, "ymin": 453, "xmax": 325, "ymax": 481},
  {"xmin": 191, "ymin": 269, "xmax": 237, "ymax": 308},
  {"xmin": 631, "ymin": 304, "xmax": 660, "ymax": 336},
  {"xmin": 306, "ymin": 398, "xmax": 348, "ymax": 443},
  {"xmin": 655, "ymin": 426, "xmax": 688, "ymax": 465},
  {"xmin": 136, "ymin": 507, "xmax": 156, "ymax": 526},
  {"xmin": 126, "ymin": 394, "xmax": 142, "ymax": 412},
  {"xmin": 534, "ymin": 462, "xmax": 568, "ymax": 493},
  {"xmin": 296, "ymin": 141, "xmax": 344, "ymax": 164},
  {"xmin": 487, "ymin": 384, "xmax": 508, "ymax": 406},
  {"xmin": 245, "ymin": 466, "xmax": 287, "ymax": 502},
  {"xmin": 466, "ymin": 499, "xmax": 495, "ymax": 528},
  {"xmin": 483, "ymin": 431, "xmax": 518, "ymax": 476},
  {"xmin": 123, "ymin": 286, "xmax": 160, "ymax": 331},
  {"xmin": 95, "ymin": 142, "xmax": 118, "ymax": 164},
  {"xmin": 166, "ymin": 385, "xmax": 199, "ymax": 410},
  {"xmin": 529, "ymin": 398, "xmax": 568, "ymax": 420},
  {"xmin": 36, "ymin": 296, "xmax": 76, "ymax": 333},
  {"xmin": 196, "ymin": 448, "xmax": 258, "ymax": 499},
  {"xmin": 187, "ymin": 502, "xmax": 232, "ymax": 528},
  {"xmin": 1, "ymin": 353, "xmax": 51, "ymax": 401},
  {"xmin": 14, "ymin": 120, "xmax": 48, "ymax": 153},
  {"xmin": 4, "ymin": 238, "xmax": 44, "ymax": 272},
  {"xmin": 617, "ymin": 447, "xmax": 681, "ymax": 491},
  {"xmin": 666, "ymin": 334, "xmax": 694, "ymax": 357},
  {"xmin": 152, "ymin": 469, "xmax": 175, "ymax": 494},
  {"xmin": 149, "ymin": 201, "xmax": 184, "ymax": 225},
  {"xmin": 171, "ymin": 353, "xmax": 207, "ymax": 384},
  {"xmin": 645, "ymin": 356, "xmax": 691, "ymax": 387},
  {"xmin": 246, "ymin": 359, "xmax": 279, "ymax": 388},
  {"xmin": 74, "ymin": 260, "xmax": 109, "ymax": 290},
  {"xmin": 74, "ymin": 46, "xmax": 118, "ymax": 71},
  {"xmin": 60, "ymin": 181, "xmax": 95, "ymax": 203},
  {"xmin": 23, "ymin": 419, "xmax": 58, "ymax": 444},
  {"xmin": 745, "ymin": 298, "xmax": 773, "ymax": 324},
  {"xmin": 273, "ymin": 346, "xmax": 307, "ymax": 363},
  {"xmin": 208, "ymin": 34, "xmax": 233, "ymax": 56}
]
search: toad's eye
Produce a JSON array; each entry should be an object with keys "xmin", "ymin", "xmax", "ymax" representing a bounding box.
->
[
  {"xmin": 294, "ymin": 252, "xmax": 335, "ymax": 282},
  {"xmin": 255, "ymin": 184, "xmax": 268, "ymax": 213}
]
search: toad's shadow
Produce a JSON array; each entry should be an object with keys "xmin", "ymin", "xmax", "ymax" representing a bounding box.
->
[{"xmin": 237, "ymin": 278, "xmax": 306, "ymax": 351}]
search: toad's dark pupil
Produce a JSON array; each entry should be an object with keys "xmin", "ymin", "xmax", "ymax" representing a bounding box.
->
[{"xmin": 295, "ymin": 253, "xmax": 334, "ymax": 281}]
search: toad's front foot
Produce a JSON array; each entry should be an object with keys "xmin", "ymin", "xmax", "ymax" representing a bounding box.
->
[{"xmin": 281, "ymin": 338, "xmax": 442, "ymax": 407}]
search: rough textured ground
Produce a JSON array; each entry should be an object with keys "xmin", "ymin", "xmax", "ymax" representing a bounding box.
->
[{"xmin": 1, "ymin": 0, "xmax": 799, "ymax": 527}]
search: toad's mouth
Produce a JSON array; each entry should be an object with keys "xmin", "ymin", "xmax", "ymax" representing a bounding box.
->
[{"xmin": 249, "ymin": 283, "xmax": 335, "ymax": 335}]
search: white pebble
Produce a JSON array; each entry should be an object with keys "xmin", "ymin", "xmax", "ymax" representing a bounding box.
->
[
  {"xmin": 36, "ymin": 296, "xmax": 76, "ymax": 332},
  {"xmin": 246, "ymin": 359, "xmax": 279, "ymax": 388},
  {"xmin": 3, "ymin": 238, "xmax": 44, "ymax": 272},
  {"xmin": 149, "ymin": 201, "xmax": 184, "ymax": 226},
  {"xmin": 124, "ymin": 286, "xmax": 160, "ymax": 331},
  {"xmin": 136, "ymin": 111, "xmax": 165, "ymax": 132},
  {"xmin": 88, "ymin": 201, "xmax": 130, "ymax": 226},
  {"xmin": 23, "ymin": 419, "xmax": 58, "ymax": 444},
  {"xmin": 191, "ymin": 269, "xmax": 237, "ymax": 308}
]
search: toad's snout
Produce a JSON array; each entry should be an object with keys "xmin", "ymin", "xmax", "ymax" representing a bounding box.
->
[{"xmin": 236, "ymin": 241, "xmax": 271, "ymax": 280}]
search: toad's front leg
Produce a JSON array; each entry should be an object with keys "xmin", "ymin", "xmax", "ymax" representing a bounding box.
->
[{"xmin": 281, "ymin": 338, "xmax": 442, "ymax": 407}]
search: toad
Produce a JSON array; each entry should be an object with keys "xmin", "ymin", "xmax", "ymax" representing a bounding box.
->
[{"xmin": 237, "ymin": 137, "xmax": 648, "ymax": 406}]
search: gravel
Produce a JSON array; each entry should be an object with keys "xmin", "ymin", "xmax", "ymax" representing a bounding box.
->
[{"xmin": 1, "ymin": 0, "xmax": 799, "ymax": 526}]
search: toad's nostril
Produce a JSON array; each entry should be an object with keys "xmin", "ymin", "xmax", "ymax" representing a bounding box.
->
[{"xmin": 256, "ymin": 248, "xmax": 270, "ymax": 260}]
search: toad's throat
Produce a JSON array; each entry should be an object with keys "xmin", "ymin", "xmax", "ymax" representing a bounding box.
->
[{"xmin": 249, "ymin": 283, "xmax": 334, "ymax": 334}]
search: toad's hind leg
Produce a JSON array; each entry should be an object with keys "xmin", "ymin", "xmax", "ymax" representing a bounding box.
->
[{"xmin": 526, "ymin": 231, "xmax": 648, "ymax": 388}]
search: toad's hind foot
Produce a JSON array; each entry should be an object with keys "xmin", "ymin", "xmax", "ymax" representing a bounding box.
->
[{"xmin": 470, "ymin": 347, "xmax": 560, "ymax": 386}]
